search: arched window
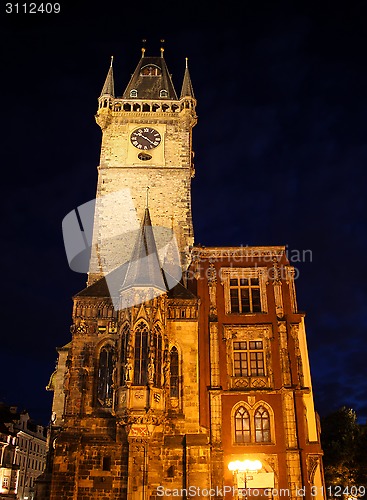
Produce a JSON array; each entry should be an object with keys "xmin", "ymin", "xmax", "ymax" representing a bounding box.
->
[
  {"xmin": 169, "ymin": 347, "xmax": 179, "ymax": 398},
  {"xmin": 152, "ymin": 329, "xmax": 163, "ymax": 388},
  {"xmin": 140, "ymin": 65, "xmax": 161, "ymax": 76},
  {"xmin": 120, "ymin": 324, "xmax": 130, "ymax": 385},
  {"xmin": 234, "ymin": 406, "xmax": 251, "ymax": 443},
  {"xmin": 97, "ymin": 345, "xmax": 114, "ymax": 407},
  {"xmin": 254, "ymin": 405, "xmax": 271, "ymax": 442},
  {"xmin": 130, "ymin": 89, "xmax": 137, "ymax": 97},
  {"xmin": 160, "ymin": 89, "xmax": 168, "ymax": 98},
  {"xmin": 133, "ymin": 323, "xmax": 148, "ymax": 385}
]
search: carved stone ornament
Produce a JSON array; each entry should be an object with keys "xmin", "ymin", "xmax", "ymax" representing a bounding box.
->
[{"xmin": 307, "ymin": 454, "xmax": 320, "ymax": 483}]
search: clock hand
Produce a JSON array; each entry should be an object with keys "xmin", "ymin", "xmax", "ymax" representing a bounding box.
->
[{"xmin": 139, "ymin": 134, "xmax": 156, "ymax": 145}]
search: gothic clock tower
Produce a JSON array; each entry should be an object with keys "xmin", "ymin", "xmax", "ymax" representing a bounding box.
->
[{"xmin": 88, "ymin": 48, "xmax": 196, "ymax": 286}]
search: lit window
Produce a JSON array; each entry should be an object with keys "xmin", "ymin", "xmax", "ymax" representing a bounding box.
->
[
  {"xmin": 233, "ymin": 341, "xmax": 265, "ymax": 377},
  {"xmin": 130, "ymin": 89, "xmax": 137, "ymax": 98},
  {"xmin": 255, "ymin": 406, "xmax": 271, "ymax": 442},
  {"xmin": 234, "ymin": 406, "xmax": 251, "ymax": 443},
  {"xmin": 232, "ymin": 403, "xmax": 273, "ymax": 445},
  {"xmin": 160, "ymin": 89, "xmax": 168, "ymax": 98}
]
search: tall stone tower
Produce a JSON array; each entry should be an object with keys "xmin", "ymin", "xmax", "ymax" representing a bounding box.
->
[
  {"xmin": 45, "ymin": 46, "xmax": 326, "ymax": 500},
  {"xmin": 88, "ymin": 48, "xmax": 196, "ymax": 285}
]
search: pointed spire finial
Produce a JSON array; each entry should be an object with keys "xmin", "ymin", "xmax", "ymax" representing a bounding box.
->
[
  {"xmin": 180, "ymin": 57, "xmax": 195, "ymax": 99},
  {"xmin": 160, "ymin": 39, "xmax": 165, "ymax": 57},
  {"xmin": 146, "ymin": 186, "xmax": 150, "ymax": 208},
  {"xmin": 142, "ymin": 39, "xmax": 146, "ymax": 57},
  {"xmin": 99, "ymin": 57, "xmax": 115, "ymax": 98}
]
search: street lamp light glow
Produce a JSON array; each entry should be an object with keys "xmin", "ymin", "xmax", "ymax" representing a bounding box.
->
[{"xmin": 228, "ymin": 459, "xmax": 262, "ymax": 472}]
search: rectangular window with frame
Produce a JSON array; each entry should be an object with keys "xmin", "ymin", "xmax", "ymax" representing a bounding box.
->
[
  {"xmin": 233, "ymin": 340, "xmax": 265, "ymax": 377},
  {"xmin": 229, "ymin": 277, "xmax": 262, "ymax": 313}
]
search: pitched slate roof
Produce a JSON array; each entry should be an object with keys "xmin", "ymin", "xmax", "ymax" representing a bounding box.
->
[{"xmin": 122, "ymin": 55, "xmax": 177, "ymax": 100}]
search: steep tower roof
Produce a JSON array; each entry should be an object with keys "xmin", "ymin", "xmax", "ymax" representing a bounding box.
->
[
  {"xmin": 100, "ymin": 56, "xmax": 115, "ymax": 97},
  {"xmin": 122, "ymin": 50, "xmax": 178, "ymax": 100},
  {"xmin": 120, "ymin": 207, "xmax": 167, "ymax": 292},
  {"xmin": 180, "ymin": 58, "xmax": 195, "ymax": 99}
]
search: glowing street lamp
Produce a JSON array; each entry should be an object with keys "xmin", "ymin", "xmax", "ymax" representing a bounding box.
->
[
  {"xmin": 228, "ymin": 460, "xmax": 262, "ymax": 472},
  {"xmin": 228, "ymin": 460, "xmax": 262, "ymax": 499}
]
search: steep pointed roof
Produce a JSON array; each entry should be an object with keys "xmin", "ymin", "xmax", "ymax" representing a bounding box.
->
[
  {"xmin": 122, "ymin": 53, "xmax": 177, "ymax": 100},
  {"xmin": 100, "ymin": 57, "xmax": 115, "ymax": 97},
  {"xmin": 120, "ymin": 208, "xmax": 167, "ymax": 292},
  {"xmin": 180, "ymin": 58, "xmax": 195, "ymax": 99}
]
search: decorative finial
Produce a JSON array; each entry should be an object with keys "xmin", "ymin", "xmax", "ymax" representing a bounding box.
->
[
  {"xmin": 146, "ymin": 186, "xmax": 150, "ymax": 208},
  {"xmin": 142, "ymin": 39, "xmax": 146, "ymax": 57},
  {"xmin": 160, "ymin": 39, "xmax": 165, "ymax": 57},
  {"xmin": 110, "ymin": 55, "xmax": 114, "ymax": 67},
  {"xmin": 185, "ymin": 57, "xmax": 188, "ymax": 68}
]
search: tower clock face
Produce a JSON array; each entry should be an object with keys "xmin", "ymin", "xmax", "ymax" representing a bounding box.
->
[{"xmin": 130, "ymin": 127, "xmax": 162, "ymax": 150}]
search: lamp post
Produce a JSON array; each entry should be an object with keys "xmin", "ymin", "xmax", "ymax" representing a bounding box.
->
[{"xmin": 228, "ymin": 460, "xmax": 262, "ymax": 500}]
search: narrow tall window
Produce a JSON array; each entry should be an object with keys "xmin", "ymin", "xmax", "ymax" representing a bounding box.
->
[
  {"xmin": 233, "ymin": 341, "xmax": 265, "ymax": 377},
  {"xmin": 169, "ymin": 347, "xmax": 179, "ymax": 398},
  {"xmin": 254, "ymin": 406, "xmax": 271, "ymax": 442},
  {"xmin": 120, "ymin": 324, "xmax": 130, "ymax": 385},
  {"xmin": 134, "ymin": 323, "xmax": 148, "ymax": 385},
  {"xmin": 152, "ymin": 330, "xmax": 163, "ymax": 388},
  {"xmin": 234, "ymin": 406, "xmax": 251, "ymax": 443},
  {"xmin": 97, "ymin": 345, "xmax": 114, "ymax": 407},
  {"xmin": 229, "ymin": 277, "xmax": 261, "ymax": 313}
]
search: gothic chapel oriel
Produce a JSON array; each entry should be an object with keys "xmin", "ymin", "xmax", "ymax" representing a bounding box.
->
[{"xmin": 45, "ymin": 47, "xmax": 326, "ymax": 500}]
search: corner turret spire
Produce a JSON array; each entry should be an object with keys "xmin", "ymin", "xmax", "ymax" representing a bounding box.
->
[
  {"xmin": 180, "ymin": 57, "xmax": 195, "ymax": 99},
  {"xmin": 99, "ymin": 56, "xmax": 115, "ymax": 97}
]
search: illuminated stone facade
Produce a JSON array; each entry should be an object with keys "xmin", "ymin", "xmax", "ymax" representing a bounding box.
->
[{"xmin": 45, "ymin": 48, "xmax": 325, "ymax": 500}]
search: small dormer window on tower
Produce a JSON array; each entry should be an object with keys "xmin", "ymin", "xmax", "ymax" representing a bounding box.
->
[
  {"xmin": 140, "ymin": 65, "xmax": 161, "ymax": 76},
  {"xmin": 130, "ymin": 89, "xmax": 137, "ymax": 98},
  {"xmin": 160, "ymin": 89, "xmax": 168, "ymax": 98}
]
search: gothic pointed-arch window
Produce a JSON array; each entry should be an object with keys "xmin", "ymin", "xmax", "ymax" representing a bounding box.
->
[
  {"xmin": 169, "ymin": 347, "xmax": 179, "ymax": 398},
  {"xmin": 97, "ymin": 344, "xmax": 114, "ymax": 407},
  {"xmin": 254, "ymin": 405, "xmax": 271, "ymax": 442},
  {"xmin": 152, "ymin": 328, "xmax": 163, "ymax": 388},
  {"xmin": 234, "ymin": 406, "xmax": 251, "ymax": 443},
  {"xmin": 120, "ymin": 324, "xmax": 130, "ymax": 385},
  {"xmin": 133, "ymin": 323, "xmax": 148, "ymax": 385}
]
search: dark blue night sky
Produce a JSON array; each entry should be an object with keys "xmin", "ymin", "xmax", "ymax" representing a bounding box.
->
[{"xmin": 1, "ymin": 0, "xmax": 366, "ymax": 424}]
